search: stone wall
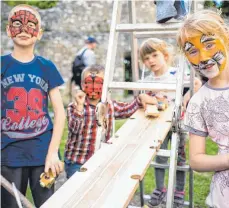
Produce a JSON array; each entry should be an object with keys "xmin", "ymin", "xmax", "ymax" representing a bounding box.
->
[
  {"xmin": 1, "ymin": 0, "xmax": 156, "ymax": 82},
  {"xmin": 2, "ymin": 1, "xmax": 228, "ymax": 84}
]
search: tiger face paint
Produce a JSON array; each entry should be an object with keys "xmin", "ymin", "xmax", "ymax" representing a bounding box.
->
[
  {"xmin": 184, "ymin": 34, "xmax": 227, "ymax": 78},
  {"xmin": 9, "ymin": 10, "xmax": 39, "ymax": 37}
]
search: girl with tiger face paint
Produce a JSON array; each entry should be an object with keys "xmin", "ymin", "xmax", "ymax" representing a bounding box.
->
[
  {"xmin": 177, "ymin": 10, "xmax": 229, "ymax": 208},
  {"xmin": 184, "ymin": 34, "xmax": 227, "ymax": 79},
  {"xmin": 177, "ymin": 10, "xmax": 229, "ymax": 82}
]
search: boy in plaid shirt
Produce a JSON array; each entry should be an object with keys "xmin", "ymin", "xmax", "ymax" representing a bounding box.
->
[{"xmin": 64, "ymin": 65, "xmax": 157, "ymax": 178}]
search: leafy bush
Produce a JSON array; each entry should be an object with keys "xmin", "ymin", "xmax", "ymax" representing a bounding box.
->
[
  {"xmin": 204, "ymin": 0, "xmax": 215, "ymax": 8},
  {"xmin": 4, "ymin": 1, "xmax": 58, "ymax": 9},
  {"xmin": 204, "ymin": 0, "xmax": 229, "ymax": 16}
]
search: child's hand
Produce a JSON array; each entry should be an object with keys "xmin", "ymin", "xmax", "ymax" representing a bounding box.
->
[
  {"xmin": 155, "ymin": 91, "xmax": 167, "ymax": 100},
  {"xmin": 139, "ymin": 94, "xmax": 158, "ymax": 110},
  {"xmin": 74, "ymin": 90, "xmax": 86, "ymax": 111},
  {"xmin": 45, "ymin": 153, "xmax": 64, "ymax": 178}
]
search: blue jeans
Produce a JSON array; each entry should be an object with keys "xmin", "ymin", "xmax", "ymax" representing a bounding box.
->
[{"xmin": 64, "ymin": 160, "xmax": 82, "ymax": 179}]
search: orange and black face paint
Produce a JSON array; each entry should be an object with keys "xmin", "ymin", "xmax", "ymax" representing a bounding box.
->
[
  {"xmin": 9, "ymin": 10, "xmax": 39, "ymax": 37},
  {"xmin": 184, "ymin": 34, "xmax": 227, "ymax": 73},
  {"xmin": 83, "ymin": 73, "xmax": 103, "ymax": 100}
]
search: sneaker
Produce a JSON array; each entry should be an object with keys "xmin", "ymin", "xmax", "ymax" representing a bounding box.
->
[
  {"xmin": 173, "ymin": 190, "xmax": 185, "ymax": 208},
  {"xmin": 148, "ymin": 188, "xmax": 167, "ymax": 208}
]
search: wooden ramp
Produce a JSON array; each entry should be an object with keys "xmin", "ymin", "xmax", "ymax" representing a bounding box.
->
[{"xmin": 41, "ymin": 104, "xmax": 174, "ymax": 208}]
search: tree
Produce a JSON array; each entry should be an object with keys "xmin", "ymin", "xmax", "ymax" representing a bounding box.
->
[
  {"xmin": 204, "ymin": 0, "xmax": 215, "ymax": 8},
  {"xmin": 204, "ymin": 0, "xmax": 229, "ymax": 16},
  {"xmin": 4, "ymin": 1, "xmax": 58, "ymax": 9}
]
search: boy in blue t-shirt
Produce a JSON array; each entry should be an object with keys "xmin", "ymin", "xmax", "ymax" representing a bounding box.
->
[{"xmin": 1, "ymin": 4, "xmax": 65, "ymax": 207}]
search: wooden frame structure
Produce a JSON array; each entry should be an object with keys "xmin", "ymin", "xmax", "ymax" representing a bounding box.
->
[{"xmin": 41, "ymin": 105, "xmax": 174, "ymax": 208}]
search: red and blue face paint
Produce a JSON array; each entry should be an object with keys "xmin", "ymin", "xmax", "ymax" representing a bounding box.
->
[
  {"xmin": 83, "ymin": 74, "xmax": 103, "ymax": 100},
  {"xmin": 9, "ymin": 10, "xmax": 39, "ymax": 37}
]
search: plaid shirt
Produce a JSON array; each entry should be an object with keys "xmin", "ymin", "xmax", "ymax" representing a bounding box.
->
[{"xmin": 64, "ymin": 98, "xmax": 141, "ymax": 164}]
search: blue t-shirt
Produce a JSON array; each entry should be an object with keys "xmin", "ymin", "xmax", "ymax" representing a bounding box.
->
[{"xmin": 1, "ymin": 54, "xmax": 64, "ymax": 167}]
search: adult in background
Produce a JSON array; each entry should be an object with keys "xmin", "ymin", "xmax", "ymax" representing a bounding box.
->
[{"xmin": 71, "ymin": 36, "xmax": 98, "ymax": 90}]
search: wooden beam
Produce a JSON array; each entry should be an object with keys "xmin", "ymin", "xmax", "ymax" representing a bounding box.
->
[{"xmin": 41, "ymin": 105, "xmax": 174, "ymax": 208}]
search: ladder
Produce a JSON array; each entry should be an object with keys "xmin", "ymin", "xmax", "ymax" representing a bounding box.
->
[{"xmin": 101, "ymin": 1, "xmax": 197, "ymax": 208}]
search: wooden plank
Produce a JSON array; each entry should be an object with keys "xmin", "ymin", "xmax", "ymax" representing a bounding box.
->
[
  {"xmin": 145, "ymin": 104, "xmax": 159, "ymax": 117},
  {"xmin": 91, "ymin": 108, "xmax": 173, "ymax": 208},
  {"xmin": 81, "ymin": 111, "xmax": 151, "ymax": 173},
  {"xmin": 67, "ymin": 106, "xmax": 173, "ymax": 208},
  {"xmin": 42, "ymin": 105, "xmax": 174, "ymax": 208},
  {"xmin": 108, "ymin": 110, "xmax": 145, "ymax": 143},
  {"xmin": 70, "ymin": 139, "xmax": 160, "ymax": 208},
  {"xmin": 128, "ymin": 1, "xmax": 139, "ymax": 82},
  {"xmin": 102, "ymin": 1, "xmax": 122, "ymax": 102},
  {"xmin": 40, "ymin": 144, "xmax": 112, "ymax": 208},
  {"xmin": 42, "ymin": 110, "xmax": 151, "ymax": 208},
  {"xmin": 130, "ymin": 122, "xmax": 172, "ymax": 181},
  {"xmin": 109, "ymin": 81, "xmax": 190, "ymax": 91},
  {"xmin": 64, "ymin": 113, "xmax": 156, "ymax": 207},
  {"xmin": 109, "ymin": 81, "xmax": 177, "ymax": 91},
  {"xmin": 134, "ymin": 31, "xmax": 177, "ymax": 38},
  {"xmin": 90, "ymin": 137, "xmax": 159, "ymax": 208},
  {"xmin": 116, "ymin": 23, "xmax": 182, "ymax": 32},
  {"xmin": 67, "ymin": 144, "xmax": 140, "ymax": 208}
]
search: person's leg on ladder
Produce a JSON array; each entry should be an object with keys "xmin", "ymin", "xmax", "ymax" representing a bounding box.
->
[{"xmin": 148, "ymin": 132, "xmax": 171, "ymax": 207}]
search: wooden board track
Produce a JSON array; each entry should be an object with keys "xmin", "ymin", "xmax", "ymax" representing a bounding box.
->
[{"xmin": 41, "ymin": 104, "xmax": 174, "ymax": 208}]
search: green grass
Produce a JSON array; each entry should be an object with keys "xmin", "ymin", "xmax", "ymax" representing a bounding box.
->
[{"xmin": 26, "ymin": 119, "xmax": 217, "ymax": 207}]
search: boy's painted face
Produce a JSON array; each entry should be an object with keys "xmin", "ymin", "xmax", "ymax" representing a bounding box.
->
[
  {"xmin": 184, "ymin": 34, "xmax": 227, "ymax": 78},
  {"xmin": 7, "ymin": 8, "xmax": 42, "ymax": 47},
  {"xmin": 82, "ymin": 71, "xmax": 104, "ymax": 100},
  {"xmin": 143, "ymin": 50, "xmax": 167, "ymax": 74},
  {"xmin": 9, "ymin": 9, "xmax": 39, "ymax": 37}
]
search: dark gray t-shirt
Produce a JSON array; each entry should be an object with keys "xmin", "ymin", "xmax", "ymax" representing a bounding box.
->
[{"xmin": 77, "ymin": 46, "xmax": 96, "ymax": 66}]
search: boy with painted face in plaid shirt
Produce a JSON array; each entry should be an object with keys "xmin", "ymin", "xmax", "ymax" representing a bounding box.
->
[{"xmin": 64, "ymin": 65, "xmax": 158, "ymax": 178}]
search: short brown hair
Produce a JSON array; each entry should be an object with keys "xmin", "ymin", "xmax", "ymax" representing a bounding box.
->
[
  {"xmin": 139, "ymin": 38, "xmax": 173, "ymax": 65},
  {"xmin": 81, "ymin": 64, "xmax": 105, "ymax": 80}
]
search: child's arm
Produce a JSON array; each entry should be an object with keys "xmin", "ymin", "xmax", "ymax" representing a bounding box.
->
[
  {"xmin": 113, "ymin": 94, "xmax": 157, "ymax": 119},
  {"xmin": 139, "ymin": 93, "xmax": 158, "ymax": 110},
  {"xmin": 67, "ymin": 90, "xmax": 85, "ymax": 134},
  {"xmin": 45, "ymin": 87, "xmax": 66, "ymax": 177},
  {"xmin": 189, "ymin": 133, "xmax": 229, "ymax": 172},
  {"xmin": 183, "ymin": 77, "xmax": 202, "ymax": 110}
]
